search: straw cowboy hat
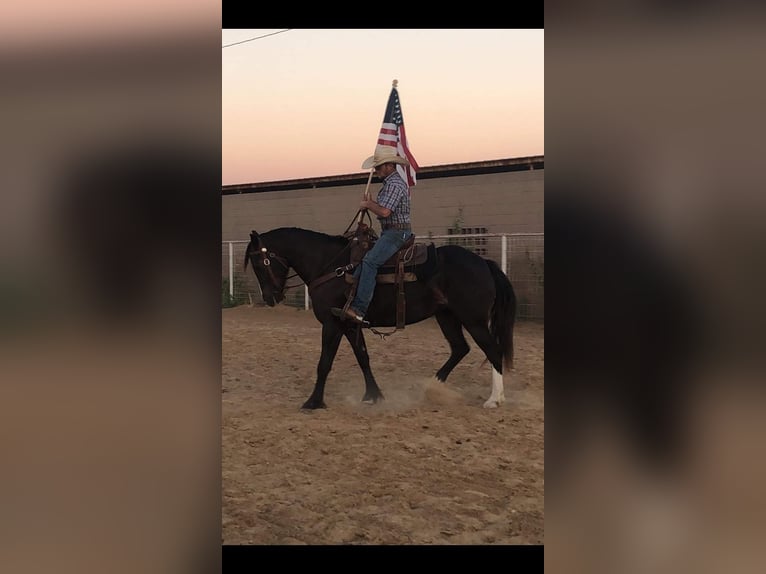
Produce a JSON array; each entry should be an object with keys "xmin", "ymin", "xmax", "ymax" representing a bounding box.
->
[{"xmin": 361, "ymin": 145, "xmax": 410, "ymax": 169}]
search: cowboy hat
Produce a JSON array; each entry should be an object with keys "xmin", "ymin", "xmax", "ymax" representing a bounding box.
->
[{"xmin": 361, "ymin": 145, "xmax": 410, "ymax": 169}]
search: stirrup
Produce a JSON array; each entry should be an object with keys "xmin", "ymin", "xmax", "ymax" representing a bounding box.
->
[{"xmin": 330, "ymin": 307, "xmax": 369, "ymax": 326}]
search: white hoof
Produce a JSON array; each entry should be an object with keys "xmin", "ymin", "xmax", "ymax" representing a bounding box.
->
[{"xmin": 488, "ymin": 369, "xmax": 505, "ymax": 408}]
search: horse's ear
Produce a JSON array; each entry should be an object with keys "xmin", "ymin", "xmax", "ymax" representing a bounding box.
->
[{"xmin": 250, "ymin": 230, "xmax": 259, "ymax": 241}]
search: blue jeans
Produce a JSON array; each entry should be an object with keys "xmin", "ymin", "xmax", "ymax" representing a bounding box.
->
[{"xmin": 351, "ymin": 229, "xmax": 413, "ymax": 316}]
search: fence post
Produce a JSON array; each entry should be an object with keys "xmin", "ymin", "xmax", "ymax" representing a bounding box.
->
[
  {"xmin": 228, "ymin": 242, "xmax": 234, "ymax": 298},
  {"xmin": 501, "ymin": 234, "xmax": 508, "ymax": 276},
  {"xmin": 492, "ymin": 234, "xmax": 509, "ymax": 400}
]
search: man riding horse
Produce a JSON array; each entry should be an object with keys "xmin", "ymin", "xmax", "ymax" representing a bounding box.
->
[{"xmin": 333, "ymin": 146, "xmax": 413, "ymax": 325}]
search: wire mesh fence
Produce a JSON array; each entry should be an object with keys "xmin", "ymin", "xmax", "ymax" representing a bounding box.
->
[{"xmin": 223, "ymin": 233, "xmax": 543, "ymax": 320}]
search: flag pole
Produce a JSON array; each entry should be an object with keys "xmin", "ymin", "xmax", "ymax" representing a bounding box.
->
[
  {"xmin": 357, "ymin": 168, "xmax": 374, "ymax": 223},
  {"xmin": 363, "ymin": 168, "xmax": 374, "ymax": 201}
]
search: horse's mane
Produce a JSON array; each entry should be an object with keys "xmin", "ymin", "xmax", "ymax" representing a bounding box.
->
[{"xmin": 267, "ymin": 227, "xmax": 348, "ymax": 245}]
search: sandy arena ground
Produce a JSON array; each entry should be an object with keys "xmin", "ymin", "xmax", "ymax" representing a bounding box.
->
[{"xmin": 222, "ymin": 304, "xmax": 543, "ymax": 544}]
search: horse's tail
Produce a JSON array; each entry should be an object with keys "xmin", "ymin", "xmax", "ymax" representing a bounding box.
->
[{"xmin": 485, "ymin": 258, "xmax": 516, "ymax": 370}]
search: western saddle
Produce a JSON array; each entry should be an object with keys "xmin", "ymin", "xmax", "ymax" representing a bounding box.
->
[{"xmin": 342, "ymin": 221, "xmax": 432, "ymax": 330}]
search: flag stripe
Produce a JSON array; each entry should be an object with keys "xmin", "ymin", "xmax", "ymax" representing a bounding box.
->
[
  {"xmin": 373, "ymin": 86, "xmax": 419, "ymax": 188},
  {"xmin": 398, "ymin": 125, "xmax": 419, "ymax": 169}
]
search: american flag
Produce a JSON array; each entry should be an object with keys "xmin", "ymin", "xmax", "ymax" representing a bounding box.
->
[{"xmin": 376, "ymin": 82, "xmax": 419, "ymax": 186}]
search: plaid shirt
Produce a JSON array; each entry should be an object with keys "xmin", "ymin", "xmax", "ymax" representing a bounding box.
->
[{"xmin": 375, "ymin": 171, "xmax": 410, "ymax": 227}]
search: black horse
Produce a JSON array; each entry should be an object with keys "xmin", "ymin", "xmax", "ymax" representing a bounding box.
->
[{"xmin": 244, "ymin": 227, "xmax": 516, "ymax": 410}]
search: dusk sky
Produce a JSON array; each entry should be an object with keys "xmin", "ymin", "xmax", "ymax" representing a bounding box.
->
[{"xmin": 223, "ymin": 29, "xmax": 544, "ymax": 185}]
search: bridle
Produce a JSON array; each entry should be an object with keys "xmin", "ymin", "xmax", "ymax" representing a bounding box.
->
[
  {"xmin": 248, "ymin": 236, "xmax": 296, "ymax": 302},
  {"xmin": 248, "ymin": 234, "xmax": 355, "ymax": 301}
]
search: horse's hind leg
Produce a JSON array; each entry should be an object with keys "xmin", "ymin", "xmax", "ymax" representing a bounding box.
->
[
  {"xmin": 343, "ymin": 327, "xmax": 384, "ymax": 404},
  {"xmin": 434, "ymin": 309, "xmax": 470, "ymax": 382},
  {"xmin": 302, "ymin": 321, "xmax": 344, "ymax": 410},
  {"xmin": 462, "ymin": 321, "xmax": 506, "ymax": 409}
]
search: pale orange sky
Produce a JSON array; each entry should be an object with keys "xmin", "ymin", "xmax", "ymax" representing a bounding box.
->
[{"xmin": 223, "ymin": 29, "xmax": 544, "ymax": 185}]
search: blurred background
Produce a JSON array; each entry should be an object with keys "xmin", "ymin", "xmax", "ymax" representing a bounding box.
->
[
  {"xmin": 0, "ymin": 3, "xmax": 221, "ymax": 573},
  {"xmin": 546, "ymin": 5, "xmax": 766, "ymax": 573},
  {"xmin": 5, "ymin": 3, "xmax": 766, "ymax": 571}
]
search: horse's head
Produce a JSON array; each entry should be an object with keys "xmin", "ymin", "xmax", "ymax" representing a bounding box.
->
[{"xmin": 244, "ymin": 230, "xmax": 289, "ymax": 307}]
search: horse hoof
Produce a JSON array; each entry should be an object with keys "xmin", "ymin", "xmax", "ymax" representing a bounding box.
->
[
  {"xmin": 483, "ymin": 399, "xmax": 500, "ymax": 409},
  {"xmin": 301, "ymin": 401, "xmax": 327, "ymax": 410}
]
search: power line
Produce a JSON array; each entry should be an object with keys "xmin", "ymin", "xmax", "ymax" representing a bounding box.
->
[{"xmin": 222, "ymin": 29, "xmax": 292, "ymax": 49}]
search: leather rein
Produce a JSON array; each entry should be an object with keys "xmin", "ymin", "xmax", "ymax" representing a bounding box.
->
[
  {"xmin": 249, "ymin": 235, "xmax": 353, "ymax": 301},
  {"xmin": 250, "ymin": 211, "xmax": 374, "ymax": 300}
]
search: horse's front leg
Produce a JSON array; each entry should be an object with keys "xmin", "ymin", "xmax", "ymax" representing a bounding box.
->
[
  {"xmin": 343, "ymin": 326, "xmax": 384, "ymax": 405},
  {"xmin": 302, "ymin": 321, "xmax": 344, "ymax": 410}
]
